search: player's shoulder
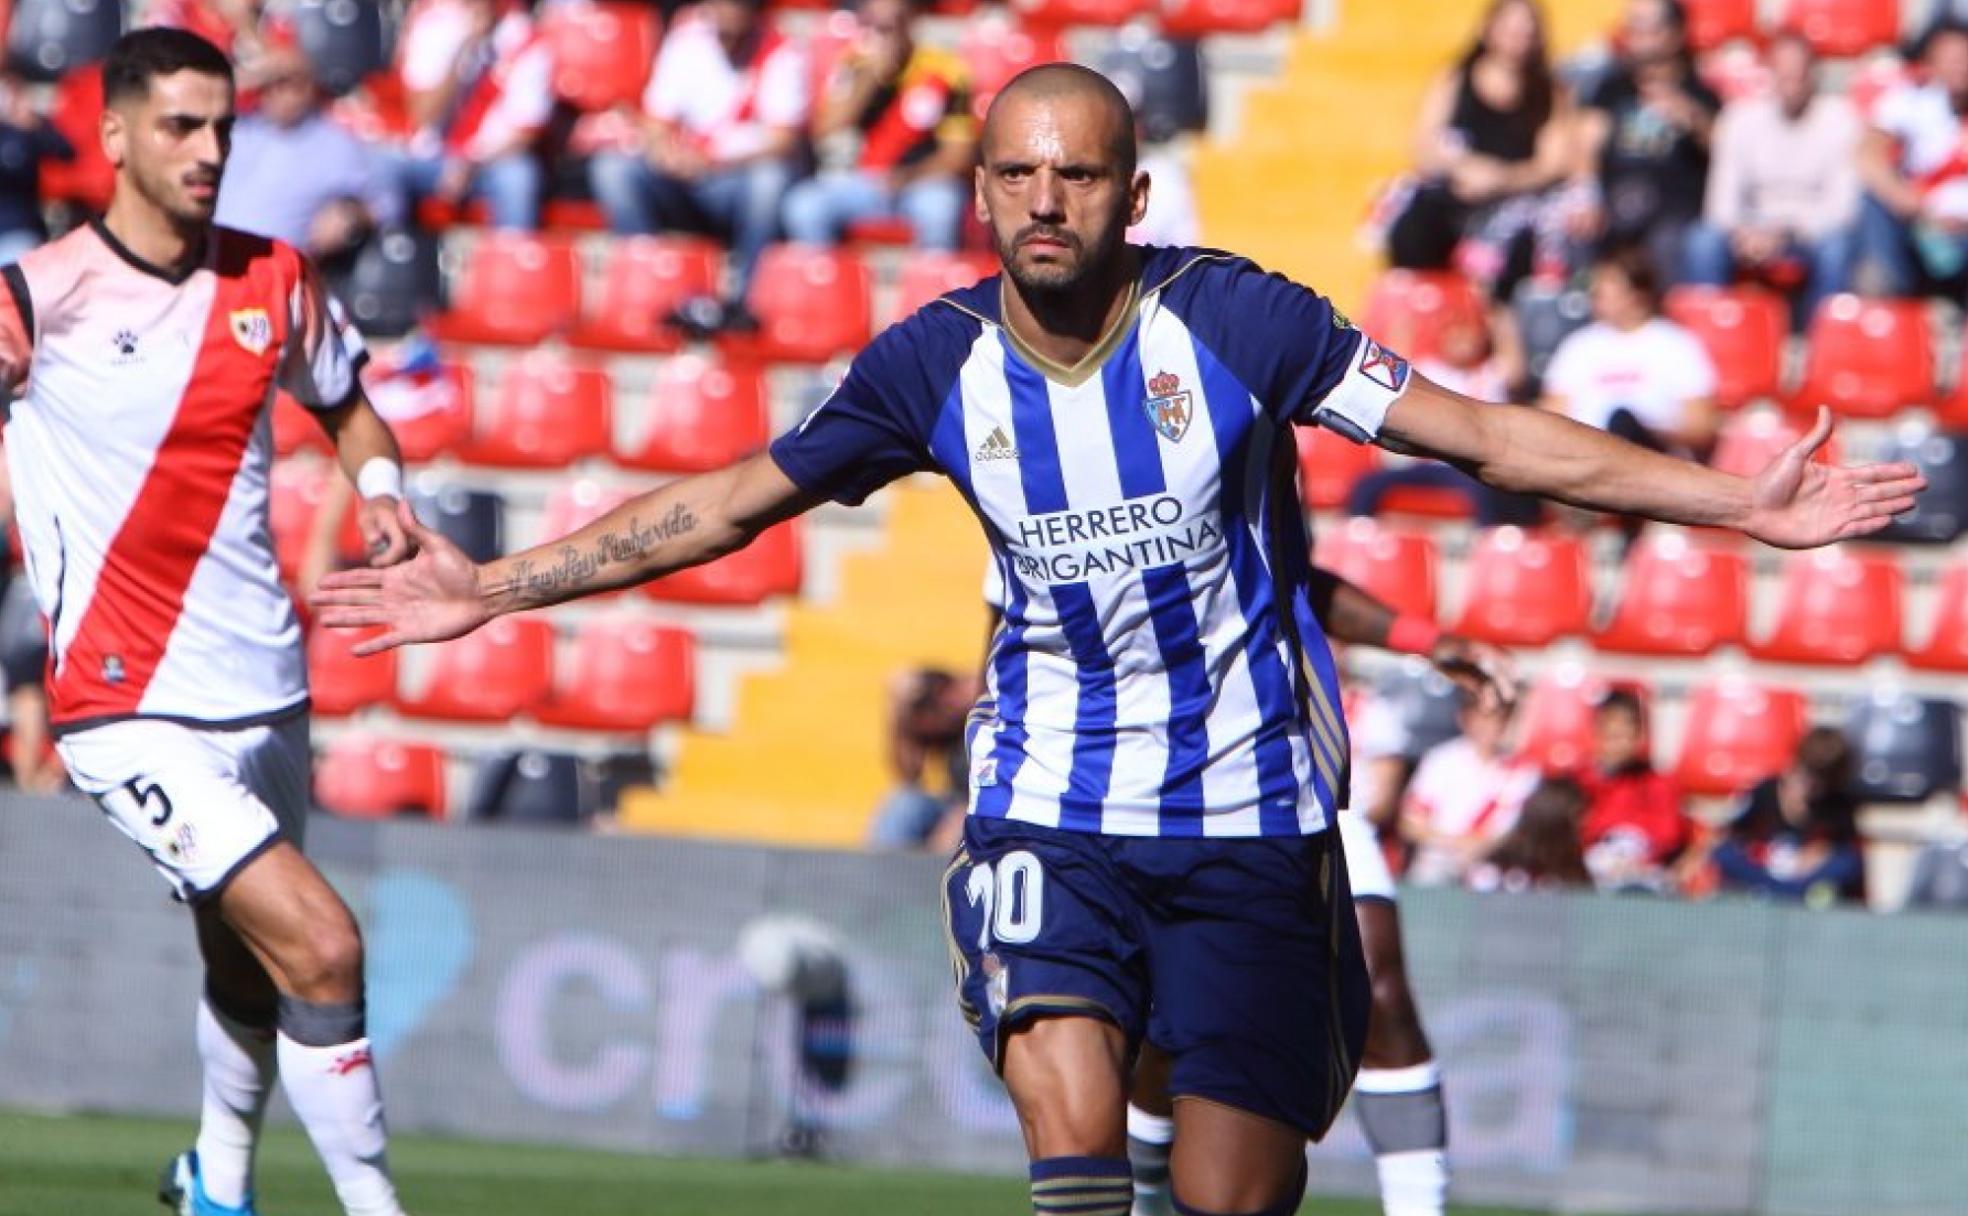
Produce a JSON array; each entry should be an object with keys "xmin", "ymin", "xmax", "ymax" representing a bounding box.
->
[
  {"xmin": 210, "ymin": 225, "xmax": 306, "ymax": 277},
  {"xmin": 1141, "ymin": 244, "xmax": 1331, "ymax": 312}
]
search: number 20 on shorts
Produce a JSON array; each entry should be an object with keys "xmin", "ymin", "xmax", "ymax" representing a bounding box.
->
[{"xmin": 965, "ymin": 850, "xmax": 1045, "ymax": 947}]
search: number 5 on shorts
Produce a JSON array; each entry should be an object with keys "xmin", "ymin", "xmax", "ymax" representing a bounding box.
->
[{"xmin": 965, "ymin": 850, "xmax": 1045, "ymax": 947}]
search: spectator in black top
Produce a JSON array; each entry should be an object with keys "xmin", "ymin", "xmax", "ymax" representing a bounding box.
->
[
  {"xmin": 1385, "ymin": 0, "xmax": 1579, "ymax": 302},
  {"xmin": 1713, "ymin": 727, "xmax": 1866, "ymax": 906},
  {"xmin": 0, "ymin": 72, "xmax": 73, "ymax": 265},
  {"xmin": 1574, "ymin": 0, "xmax": 1719, "ymax": 280}
]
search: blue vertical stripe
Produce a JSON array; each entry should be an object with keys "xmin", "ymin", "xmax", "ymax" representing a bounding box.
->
[
  {"xmin": 1191, "ymin": 339, "xmax": 1305, "ymax": 836},
  {"xmin": 1100, "ymin": 333, "xmax": 1209, "ymax": 831},
  {"xmin": 1271, "ymin": 445, "xmax": 1349, "ymax": 811}
]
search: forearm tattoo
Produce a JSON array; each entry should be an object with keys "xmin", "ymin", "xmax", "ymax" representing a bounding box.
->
[{"xmin": 494, "ymin": 503, "xmax": 697, "ymax": 607}]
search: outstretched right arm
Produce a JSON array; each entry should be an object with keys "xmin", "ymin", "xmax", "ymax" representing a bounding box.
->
[{"xmin": 314, "ymin": 452, "xmax": 821, "ymax": 655}]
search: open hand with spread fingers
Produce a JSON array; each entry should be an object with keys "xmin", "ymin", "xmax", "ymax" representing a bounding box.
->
[
  {"xmin": 313, "ymin": 500, "xmax": 489, "ymax": 656},
  {"xmin": 1742, "ymin": 407, "xmax": 1927, "ymax": 549}
]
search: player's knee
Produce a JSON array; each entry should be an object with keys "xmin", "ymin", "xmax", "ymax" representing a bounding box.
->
[
  {"xmin": 1170, "ymin": 1160, "xmax": 1307, "ymax": 1216},
  {"xmin": 283, "ymin": 920, "xmax": 365, "ymax": 1002},
  {"xmin": 1014, "ymin": 1085, "xmax": 1125, "ymax": 1159},
  {"xmin": 1369, "ymin": 966, "xmax": 1421, "ymax": 1033}
]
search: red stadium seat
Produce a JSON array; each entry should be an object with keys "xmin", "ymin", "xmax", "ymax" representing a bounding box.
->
[
  {"xmin": 1685, "ymin": 0, "xmax": 1760, "ymax": 50},
  {"xmin": 1750, "ymin": 547, "xmax": 1903, "ymax": 664},
  {"xmin": 647, "ymin": 521, "xmax": 802, "ymax": 605},
  {"xmin": 271, "ymin": 393, "xmax": 328, "ymax": 457},
  {"xmin": 1791, "ymin": 295, "xmax": 1933, "ymax": 419},
  {"xmin": 960, "ymin": 15, "xmax": 1066, "ymax": 120},
  {"xmin": 1908, "ymin": 559, "xmax": 1968, "ymax": 671},
  {"xmin": 396, "ymin": 616, "xmax": 556, "ymax": 722},
  {"xmin": 892, "ymin": 251, "xmax": 999, "ymax": 323},
  {"xmin": 539, "ymin": 0, "xmax": 658, "ymax": 111},
  {"xmin": 621, "ymin": 356, "xmax": 770, "ymax": 473},
  {"xmin": 1359, "ymin": 270, "xmax": 1486, "ymax": 365},
  {"xmin": 1296, "ymin": 425, "xmax": 1382, "ymax": 510},
  {"xmin": 463, "ymin": 354, "xmax": 612, "ymax": 469},
  {"xmin": 1009, "ymin": 0, "xmax": 1146, "ymax": 28},
  {"xmin": 1664, "ymin": 285, "xmax": 1785, "ymax": 409},
  {"xmin": 724, "ymin": 245, "xmax": 873, "ymax": 363},
  {"xmin": 1451, "ymin": 528, "xmax": 1591, "ymax": 645},
  {"xmin": 1515, "ymin": 667, "xmax": 1652, "ymax": 774},
  {"xmin": 539, "ymin": 478, "xmax": 639, "ymax": 546},
  {"xmin": 1781, "ymin": 0, "xmax": 1899, "ymax": 56},
  {"xmin": 1674, "ymin": 678, "xmax": 1808, "ymax": 797},
  {"xmin": 1310, "ymin": 517, "xmax": 1438, "ymax": 620},
  {"xmin": 568, "ymin": 236, "xmax": 722, "ymax": 353},
  {"xmin": 1594, "ymin": 531, "xmax": 1748, "ymax": 656},
  {"xmin": 536, "ymin": 615, "xmax": 696, "ymax": 731},
  {"xmin": 369, "ymin": 363, "xmax": 476, "ymax": 463},
  {"xmin": 1163, "ymin": 0, "xmax": 1285, "ymax": 36},
  {"xmin": 316, "ymin": 733, "xmax": 447, "ymax": 819},
  {"xmin": 428, "ymin": 234, "xmax": 581, "ymax": 346},
  {"xmin": 268, "ymin": 461, "xmax": 361, "ymax": 584},
  {"xmin": 1708, "ymin": 409, "xmax": 1839, "ymax": 478},
  {"xmin": 40, "ymin": 66, "xmax": 112, "ymax": 211},
  {"xmin": 307, "ymin": 626, "xmax": 398, "ymax": 717}
]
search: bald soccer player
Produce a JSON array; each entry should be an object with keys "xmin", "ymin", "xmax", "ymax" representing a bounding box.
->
[{"xmin": 316, "ymin": 65, "xmax": 1923, "ymax": 1216}]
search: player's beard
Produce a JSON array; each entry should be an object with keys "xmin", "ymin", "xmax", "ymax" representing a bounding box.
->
[
  {"xmin": 132, "ymin": 159, "xmax": 220, "ymax": 230},
  {"xmin": 997, "ymin": 221, "xmax": 1115, "ymax": 296}
]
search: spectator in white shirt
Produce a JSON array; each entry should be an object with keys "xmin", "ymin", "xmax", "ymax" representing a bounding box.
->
[
  {"xmin": 388, "ymin": 0, "xmax": 554, "ymax": 230},
  {"xmin": 1856, "ymin": 21, "xmax": 1968, "ymax": 299},
  {"xmin": 1401, "ymin": 691, "xmax": 1538, "ymax": 887},
  {"xmin": 1682, "ymin": 32, "xmax": 1859, "ymax": 327},
  {"xmin": 587, "ymin": 0, "xmax": 807, "ymax": 333},
  {"xmin": 1542, "ymin": 245, "xmax": 1718, "ymax": 458}
]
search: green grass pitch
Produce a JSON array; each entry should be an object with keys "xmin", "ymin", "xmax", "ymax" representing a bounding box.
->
[{"xmin": 0, "ymin": 1109, "xmax": 1559, "ymax": 1215}]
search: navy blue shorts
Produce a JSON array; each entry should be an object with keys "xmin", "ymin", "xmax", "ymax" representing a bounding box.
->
[{"xmin": 944, "ymin": 816, "xmax": 1370, "ymax": 1139}]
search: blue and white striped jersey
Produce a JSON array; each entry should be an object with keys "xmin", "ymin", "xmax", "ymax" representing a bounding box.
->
[{"xmin": 769, "ymin": 246, "xmax": 1413, "ymax": 837}]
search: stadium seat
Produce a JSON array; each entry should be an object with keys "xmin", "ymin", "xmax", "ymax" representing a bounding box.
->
[
  {"xmin": 1451, "ymin": 528, "xmax": 1591, "ymax": 645},
  {"xmin": 464, "ymin": 749, "xmax": 594, "ymax": 824},
  {"xmin": 289, "ymin": 0, "xmax": 387, "ymax": 96},
  {"xmin": 1094, "ymin": 29, "xmax": 1207, "ymax": 142},
  {"xmin": 1360, "ymin": 270, "xmax": 1486, "ymax": 365},
  {"xmin": 332, "ymin": 228, "xmax": 443, "ymax": 340},
  {"xmin": 536, "ymin": 615, "xmax": 695, "ymax": 731},
  {"xmin": 1515, "ymin": 667, "xmax": 1652, "ymax": 774},
  {"xmin": 428, "ymin": 233, "xmax": 581, "ymax": 346},
  {"xmin": 621, "ymin": 355, "xmax": 770, "ymax": 473},
  {"xmin": 1594, "ymin": 531, "xmax": 1748, "ymax": 656},
  {"xmin": 1871, "ymin": 426, "xmax": 1968, "ymax": 544},
  {"xmin": 1708, "ymin": 409, "xmax": 1838, "ymax": 479},
  {"xmin": 1296, "ymin": 424, "xmax": 1381, "ymax": 510},
  {"xmin": 724, "ymin": 246, "xmax": 872, "ymax": 363},
  {"xmin": 1008, "ymin": 0, "xmax": 1145, "ymax": 30},
  {"xmin": 38, "ymin": 64, "xmax": 111, "ymax": 210},
  {"xmin": 396, "ymin": 616, "xmax": 555, "ymax": 722},
  {"xmin": 1512, "ymin": 280, "xmax": 1591, "ymax": 396},
  {"xmin": 1791, "ymin": 295, "xmax": 1933, "ymax": 419},
  {"xmin": 1843, "ymin": 690, "xmax": 1961, "ymax": 803},
  {"xmin": 568, "ymin": 236, "xmax": 721, "ymax": 353},
  {"xmin": 959, "ymin": 15, "xmax": 1065, "ymax": 120},
  {"xmin": 1684, "ymin": 0, "xmax": 1759, "ymax": 50},
  {"xmin": 268, "ymin": 460, "xmax": 359, "ymax": 583},
  {"xmin": 406, "ymin": 482, "xmax": 505, "ymax": 563},
  {"xmin": 892, "ymin": 251, "xmax": 999, "ymax": 322},
  {"xmin": 463, "ymin": 354, "xmax": 612, "ymax": 469},
  {"xmin": 1674, "ymin": 678, "xmax": 1809, "ymax": 797},
  {"xmin": 271, "ymin": 393, "xmax": 328, "ymax": 457},
  {"xmin": 1162, "ymin": 0, "xmax": 1283, "ymax": 37},
  {"xmin": 1781, "ymin": 0, "xmax": 1899, "ymax": 57},
  {"xmin": 315, "ymin": 734, "xmax": 446, "ymax": 819},
  {"xmin": 1664, "ymin": 285, "xmax": 1786, "ymax": 410},
  {"xmin": 307, "ymin": 625, "xmax": 398, "ymax": 717},
  {"xmin": 646, "ymin": 520, "xmax": 802, "ymax": 605},
  {"xmin": 1906, "ymin": 559, "xmax": 1968, "ymax": 672},
  {"xmin": 1310, "ymin": 517, "xmax": 1438, "ymax": 621},
  {"xmin": 1904, "ymin": 839, "xmax": 1968, "ymax": 910},
  {"xmin": 368, "ymin": 362, "xmax": 475, "ymax": 464},
  {"xmin": 538, "ymin": 478, "xmax": 639, "ymax": 547},
  {"xmin": 539, "ymin": 0, "xmax": 658, "ymax": 111},
  {"xmin": 8, "ymin": 0, "xmax": 121, "ymax": 82},
  {"xmin": 1749, "ymin": 546, "xmax": 1903, "ymax": 665}
]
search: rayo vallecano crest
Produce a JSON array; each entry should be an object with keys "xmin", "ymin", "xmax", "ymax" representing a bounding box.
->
[
  {"xmin": 229, "ymin": 307, "xmax": 273, "ymax": 355},
  {"xmin": 1144, "ymin": 370, "xmax": 1192, "ymax": 443}
]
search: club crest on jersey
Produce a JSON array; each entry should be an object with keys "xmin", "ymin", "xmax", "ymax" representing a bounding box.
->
[
  {"xmin": 1357, "ymin": 339, "xmax": 1410, "ymax": 393},
  {"xmin": 229, "ymin": 308, "xmax": 273, "ymax": 356},
  {"xmin": 1144, "ymin": 371, "xmax": 1192, "ymax": 443}
]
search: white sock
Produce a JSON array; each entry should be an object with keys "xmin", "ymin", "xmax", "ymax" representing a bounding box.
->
[
  {"xmin": 277, "ymin": 1033, "xmax": 405, "ymax": 1216},
  {"xmin": 195, "ymin": 998, "xmax": 277, "ymax": 1209},
  {"xmin": 1356, "ymin": 1062, "xmax": 1449, "ymax": 1216},
  {"xmin": 1125, "ymin": 1104, "xmax": 1175, "ymax": 1216}
]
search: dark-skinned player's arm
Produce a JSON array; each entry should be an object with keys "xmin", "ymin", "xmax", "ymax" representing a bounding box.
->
[
  {"xmin": 1304, "ymin": 566, "xmax": 1515, "ymax": 710},
  {"xmin": 1380, "ymin": 378, "xmax": 1924, "ymax": 547},
  {"xmin": 313, "ymin": 453, "xmax": 820, "ymax": 655}
]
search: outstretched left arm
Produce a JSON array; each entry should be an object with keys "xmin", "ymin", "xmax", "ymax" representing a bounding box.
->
[{"xmin": 1379, "ymin": 377, "xmax": 1925, "ymax": 549}]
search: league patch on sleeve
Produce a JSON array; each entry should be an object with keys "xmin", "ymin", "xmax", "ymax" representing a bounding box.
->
[{"xmin": 1356, "ymin": 338, "xmax": 1410, "ymax": 393}]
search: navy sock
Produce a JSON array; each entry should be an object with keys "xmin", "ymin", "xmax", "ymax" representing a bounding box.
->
[{"xmin": 1030, "ymin": 1155, "xmax": 1132, "ymax": 1216}]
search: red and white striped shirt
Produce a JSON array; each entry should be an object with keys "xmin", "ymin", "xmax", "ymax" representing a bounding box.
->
[{"xmin": 0, "ymin": 222, "xmax": 357, "ymax": 732}]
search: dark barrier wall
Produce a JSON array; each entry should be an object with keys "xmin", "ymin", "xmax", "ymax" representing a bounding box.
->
[{"xmin": 3, "ymin": 792, "xmax": 1966, "ymax": 1215}]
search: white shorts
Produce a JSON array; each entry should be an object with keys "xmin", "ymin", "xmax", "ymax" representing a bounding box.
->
[
  {"xmin": 58, "ymin": 714, "xmax": 311, "ymax": 902},
  {"xmin": 1339, "ymin": 808, "xmax": 1396, "ymax": 904}
]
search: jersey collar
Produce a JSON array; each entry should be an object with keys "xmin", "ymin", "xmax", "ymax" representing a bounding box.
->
[{"xmin": 88, "ymin": 217, "xmax": 209, "ymax": 286}]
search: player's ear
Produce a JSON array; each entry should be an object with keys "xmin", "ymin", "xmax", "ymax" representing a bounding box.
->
[
  {"xmin": 1129, "ymin": 169, "xmax": 1150, "ymax": 228},
  {"xmin": 973, "ymin": 163, "xmax": 989, "ymax": 225},
  {"xmin": 100, "ymin": 103, "xmax": 126, "ymax": 169}
]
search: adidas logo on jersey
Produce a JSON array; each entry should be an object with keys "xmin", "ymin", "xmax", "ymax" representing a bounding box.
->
[{"xmin": 974, "ymin": 427, "xmax": 1020, "ymax": 463}]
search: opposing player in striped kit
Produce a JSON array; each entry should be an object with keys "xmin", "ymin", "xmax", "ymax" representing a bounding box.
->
[
  {"xmin": 317, "ymin": 64, "xmax": 1924, "ymax": 1216},
  {"xmin": 0, "ymin": 29, "xmax": 414, "ymax": 1216}
]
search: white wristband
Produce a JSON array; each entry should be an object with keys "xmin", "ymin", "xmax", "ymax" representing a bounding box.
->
[{"xmin": 355, "ymin": 457, "xmax": 404, "ymax": 501}]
